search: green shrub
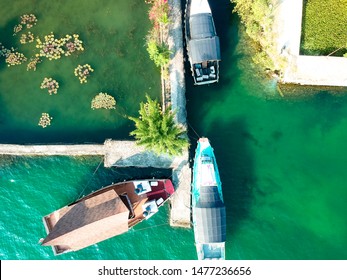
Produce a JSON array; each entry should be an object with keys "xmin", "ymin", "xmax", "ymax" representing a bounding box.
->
[
  {"xmin": 146, "ymin": 38, "xmax": 170, "ymax": 68},
  {"xmin": 231, "ymin": 0, "xmax": 278, "ymax": 71},
  {"xmin": 129, "ymin": 95, "xmax": 188, "ymax": 156}
]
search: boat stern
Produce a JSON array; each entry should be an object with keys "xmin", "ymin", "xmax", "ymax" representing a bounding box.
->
[
  {"xmin": 196, "ymin": 242, "xmax": 225, "ymax": 260},
  {"xmin": 41, "ymin": 213, "xmax": 71, "ymax": 255},
  {"xmin": 193, "ymin": 60, "xmax": 219, "ymax": 85}
]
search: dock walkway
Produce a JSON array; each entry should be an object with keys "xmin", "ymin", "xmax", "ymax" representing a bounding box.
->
[
  {"xmin": 0, "ymin": 143, "xmax": 105, "ymax": 156},
  {"xmin": 167, "ymin": 0, "xmax": 190, "ymax": 227},
  {"xmin": 0, "ymin": 140, "xmax": 184, "ymax": 169}
]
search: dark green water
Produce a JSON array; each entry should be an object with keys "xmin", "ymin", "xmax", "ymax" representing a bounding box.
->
[
  {"xmin": 1, "ymin": 0, "xmax": 347, "ymax": 260},
  {"xmin": 185, "ymin": 0, "xmax": 347, "ymax": 260}
]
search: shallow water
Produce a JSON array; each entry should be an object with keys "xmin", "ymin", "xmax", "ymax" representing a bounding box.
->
[
  {"xmin": 1, "ymin": 0, "xmax": 347, "ymax": 260},
  {"xmin": 0, "ymin": 0, "xmax": 160, "ymax": 143}
]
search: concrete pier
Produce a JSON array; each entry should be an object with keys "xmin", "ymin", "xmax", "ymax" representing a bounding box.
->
[
  {"xmin": 167, "ymin": 0, "xmax": 191, "ymax": 227},
  {"xmin": 168, "ymin": 0, "xmax": 187, "ymax": 126},
  {"xmin": 0, "ymin": 139, "xmax": 187, "ymax": 169},
  {"xmin": 0, "ymin": 143, "xmax": 105, "ymax": 156},
  {"xmin": 170, "ymin": 163, "xmax": 191, "ymax": 228}
]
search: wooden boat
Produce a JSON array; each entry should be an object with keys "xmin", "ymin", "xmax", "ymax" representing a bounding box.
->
[
  {"xmin": 39, "ymin": 179, "xmax": 175, "ymax": 255},
  {"xmin": 192, "ymin": 138, "xmax": 226, "ymax": 260},
  {"xmin": 185, "ymin": 0, "xmax": 221, "ymax": 85}
]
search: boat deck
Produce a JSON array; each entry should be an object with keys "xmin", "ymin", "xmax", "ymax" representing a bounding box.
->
[
  {"xmin": 197, "ymin": 243, "xmax": 225, "ymax": 260},
  {"xmin": 193, "ymin": 61, "xmax": 218, "ymax": 84}
]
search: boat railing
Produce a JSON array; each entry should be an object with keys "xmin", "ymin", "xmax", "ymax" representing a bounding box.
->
[{"xmin": 128, "ymin": 218, "xmax": 142, "ymax": 228}]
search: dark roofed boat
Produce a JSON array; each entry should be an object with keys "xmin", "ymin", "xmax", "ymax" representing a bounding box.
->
[
  {"xmin": 185, "ymin": 0, "xmax": 221, "ymax": 85},
  {"xmin": 192, "ymin": 138, "xmax": 226, "ymax": 260},
  {"xmin": 39, "ymin": 179, "xmax": 175, "ymax": 255}
]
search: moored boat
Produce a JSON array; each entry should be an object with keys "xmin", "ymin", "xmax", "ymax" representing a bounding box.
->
[
  {"xmin": 40, "ymin": 179, "xmax": 175, "ymax": 255},
  {"xmin": 192, "ymin": 138, "xmax": 226, "ymax": 260},
  {"xmin": 185, "ymin": 0, "xmax": 221, "ymax": 85}
]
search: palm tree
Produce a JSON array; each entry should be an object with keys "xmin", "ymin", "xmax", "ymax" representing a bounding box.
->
[{"xmin": 129, "ymin": 95, "xmax": 188, "ymax": 156}]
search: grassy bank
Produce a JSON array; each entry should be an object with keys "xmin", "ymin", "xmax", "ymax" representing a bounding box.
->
[
  {"xmin": 301, "ymin": 0, "xmax": 347, "ymax": 56},
  {"xmin": 231, "ymin": 0, "xmax": 285, "ymax": 74}
]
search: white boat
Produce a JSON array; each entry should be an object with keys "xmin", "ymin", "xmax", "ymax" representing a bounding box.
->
[{"xmin": 185, "ymin": 0, "xmax": 221, "ymax": 85}]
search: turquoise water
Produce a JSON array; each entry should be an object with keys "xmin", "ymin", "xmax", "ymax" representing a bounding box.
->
[
  {"xmin": 0, "ymin": 156, "xmax": 194, "ymax": 260},
  {"xmin": 1, "ymin": 0, "xmax": 347, "ymax": 260}
]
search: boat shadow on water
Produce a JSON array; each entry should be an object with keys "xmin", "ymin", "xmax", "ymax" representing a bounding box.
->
[{"xmin": 204, "ymin": 118, "xmax": 256, "ymax": 242}]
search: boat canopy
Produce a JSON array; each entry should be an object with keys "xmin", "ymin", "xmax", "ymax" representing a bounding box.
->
[
  {"xmin": 190, "ymin": 14, "xmax": 216, "ymax": 39},
  {"xmin": 194, "ymin": 186, "xmax": 226, "ymax": 243},
  {"xmin": 189, "ymin": 37, "xmax": 221, "ymax": 64},
  {"xmin": 188, "ymin": 13, "xmax": 220, "ymax": 63},
  {"xmin": 41, "ymin": 189, "xmax": 130, "ymax": 252}
]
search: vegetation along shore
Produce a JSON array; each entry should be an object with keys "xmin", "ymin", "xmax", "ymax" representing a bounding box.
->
[{"xmin": 231, "ymin": 0, "xmax": 347, "ymax": 82}]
